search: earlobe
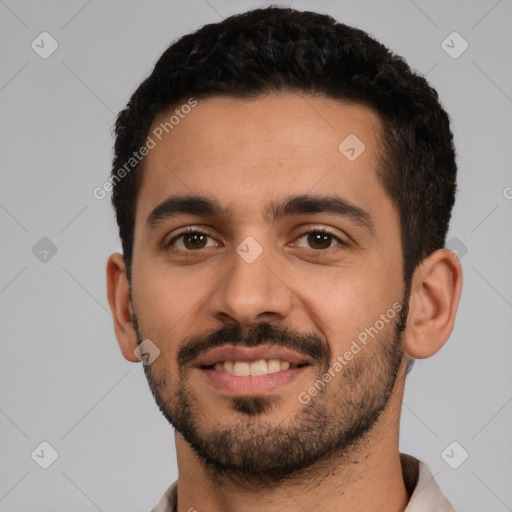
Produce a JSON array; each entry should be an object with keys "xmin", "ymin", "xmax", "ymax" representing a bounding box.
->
[
  {"xmin": 106, "ymin": 253, "xmax": 140, "ymax": 363},
  {"xmin": 404, "ymin": 248, "xmax": 463, "ymax": 359}
]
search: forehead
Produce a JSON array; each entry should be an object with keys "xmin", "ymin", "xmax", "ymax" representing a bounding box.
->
[{"xmin": 135, "ymin": 94, "xmax": 393, "ymax": 228}]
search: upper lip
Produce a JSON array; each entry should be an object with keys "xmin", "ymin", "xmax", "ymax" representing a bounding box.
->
[{"xmin": 195, "ymin": 345, "xmax": 311, "ymax": 367}]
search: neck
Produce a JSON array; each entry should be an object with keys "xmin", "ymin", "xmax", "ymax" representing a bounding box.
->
[{"xmin": 174, "ymin": 365, "xmax": 409, "ymax": 512}]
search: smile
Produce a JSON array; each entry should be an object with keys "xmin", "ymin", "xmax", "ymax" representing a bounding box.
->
[
  {"xmin": 195, "ymin": 344, "xmax": 312, "ymax": 394},
  {"xmin": 204, "ymin": 359, "xmax": 307, "ymax": 376}
]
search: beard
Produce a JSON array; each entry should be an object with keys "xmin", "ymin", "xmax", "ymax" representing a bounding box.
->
[{"xmin": 135, "ymin": 294, "xmax": 409, "ymax": 487}]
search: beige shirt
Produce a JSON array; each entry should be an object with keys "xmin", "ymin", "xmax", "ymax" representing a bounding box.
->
[{"xmin": 151, "ymin": 453, "xmax": 455, "ymax": 512}]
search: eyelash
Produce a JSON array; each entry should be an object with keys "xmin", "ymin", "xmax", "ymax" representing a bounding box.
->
[{"xmin": 166, "ymin": 227, "xmax": 346, "ymax": 254}]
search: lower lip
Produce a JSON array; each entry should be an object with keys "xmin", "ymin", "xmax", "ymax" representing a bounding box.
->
[{"xmin": 199, "ymin": 367, "xmax": 309, "ymax": 395}]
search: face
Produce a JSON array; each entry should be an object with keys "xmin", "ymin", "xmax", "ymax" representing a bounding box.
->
[{"xmin": 129, "ymin": 94, "xmax": 408, "ymax": 483}]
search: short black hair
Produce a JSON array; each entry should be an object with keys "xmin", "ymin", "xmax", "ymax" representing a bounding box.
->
[{"xmin": 111, "ymin": 6, "xmax": 457, "ymax": 284}]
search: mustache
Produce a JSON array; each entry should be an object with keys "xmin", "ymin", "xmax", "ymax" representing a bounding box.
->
[{"xmin": 177, "ymin": 322, "xmax": 331, "ymax": 368}]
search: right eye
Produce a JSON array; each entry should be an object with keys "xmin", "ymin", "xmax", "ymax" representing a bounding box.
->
[{"xmin": 168, "ymin": 230, "xmax": 220, "ymax": 252}]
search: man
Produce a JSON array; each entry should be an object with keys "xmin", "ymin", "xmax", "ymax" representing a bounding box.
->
[{"xmin": 106, "ymin": 7, "xmax": 462, "ymax": 511}]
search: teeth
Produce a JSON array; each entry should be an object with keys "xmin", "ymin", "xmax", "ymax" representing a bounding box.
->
[
  {"xmin": 211, "ymin": 359, "xmax": 299, "ymax": 376},
  {"xmin": 233, "ymin": 361, "xmax": 250, "ymax": 376},
  {"xmin": 249, "ymin": 360, "xmax": 267, "ymax": 376},
  {"xmin": 267, "ymin": 359, "xmax": 281, "ymax": 374},
  {"xmin": 224, "ymin": 361, "xmax": 234, "ymax": 374}
]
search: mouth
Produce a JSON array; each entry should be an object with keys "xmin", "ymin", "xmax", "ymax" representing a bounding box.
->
[
  {"xmin": 195, "ymin": 345, "xmax": 312, "ymax": 395},
  {"xmin": 201, "ymin": 359, "xmax": 309, "ymax": 375}
]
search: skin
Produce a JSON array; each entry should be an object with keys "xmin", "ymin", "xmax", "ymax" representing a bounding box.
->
[{"xmin": 107, "ymin": 94, "xmax": 462, "ymax": 512}]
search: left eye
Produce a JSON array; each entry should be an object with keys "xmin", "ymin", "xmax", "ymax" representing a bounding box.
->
[{"xmin": 294, "ymin": 231, "xmax": 342, "ymax": 250}]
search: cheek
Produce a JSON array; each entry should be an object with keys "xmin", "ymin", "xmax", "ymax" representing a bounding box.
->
[
  {"xmin": 297, "ymin": 260, "xmax": 401, "ymax": 354},
  {"xmin": 132, "ymin": 263, "xmax": 206, "ymax": 342}
]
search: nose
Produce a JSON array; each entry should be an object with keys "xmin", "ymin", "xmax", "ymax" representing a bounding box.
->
[{"xmin": 208, "ymin": 238, "xmax": 294, "ymax": 326}]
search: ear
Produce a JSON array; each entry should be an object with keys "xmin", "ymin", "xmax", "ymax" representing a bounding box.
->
[
  {"xmin": 404, "ymin": 248, "xmax": 463, "ymax": 359},
  {"xmin": 106, "ymin": 253, "xmax": 140, "ymax": 363}
]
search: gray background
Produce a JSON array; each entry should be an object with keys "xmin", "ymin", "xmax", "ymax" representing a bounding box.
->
[{"xmin": 1, "ymin": 0, "xmax": 511, "ymax": 510}]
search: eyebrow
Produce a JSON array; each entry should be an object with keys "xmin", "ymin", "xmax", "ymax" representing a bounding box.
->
[{"xmin": 146, "ymin": 194, "xmax": 374, "ymax": 233}]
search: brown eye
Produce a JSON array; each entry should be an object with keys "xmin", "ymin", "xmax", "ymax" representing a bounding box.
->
[
  {"xmin": 182, "ymin": 233, "xmax": 208, "ymax": 250},
  {"xmin": 169, "ymin": 231, "xmax": 217, "ymax": 251},
  {"xmin": 308, "ymin": 232, "xmax": 334, "ymax": 249},
  {"xmin": 295, "ymin": 231, "xmax": 342, "ymax": 250}
]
